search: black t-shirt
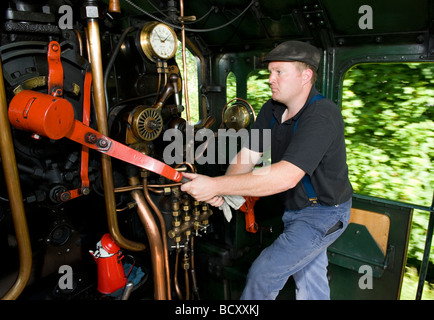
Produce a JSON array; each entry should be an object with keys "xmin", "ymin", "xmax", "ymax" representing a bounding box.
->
[{"xmin": 247, "ymin": 88, "xmax": 353, "ymax": 210}]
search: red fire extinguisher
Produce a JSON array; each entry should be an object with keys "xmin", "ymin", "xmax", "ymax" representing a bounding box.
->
[{"xmin": 89, "ymin": 233, "xmax": 127, "ymax": 294}]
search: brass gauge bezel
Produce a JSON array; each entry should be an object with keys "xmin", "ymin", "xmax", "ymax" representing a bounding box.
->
[{"xmin": 138, "ymin": 21, "xmax": 178, "ymax": 62}]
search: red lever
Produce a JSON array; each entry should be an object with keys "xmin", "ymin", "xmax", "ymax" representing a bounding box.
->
[
  {"xmin": 239, "ymin": 196, "xmax": 259, "ymax": 233},
  {"xmin": 47, "ymin": 41, "xmax": 63, "ymax": 97},
  {"xmin": 8, "ymin": 90, "xmax": 184, "ymax": 183},
  {"xmin": 60, "ymin": 70, "xmax": 93, "ymax": 201},
  {"xmin": 65, "ymin": 120, "xmax": 183, "ymax": 182},
  {"xmin": 80, "ymin": 70, "xmax": 92, "ymax": 190}
]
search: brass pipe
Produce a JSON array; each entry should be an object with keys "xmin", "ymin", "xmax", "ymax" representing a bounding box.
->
[
  {"xmin": 185, "ymin": 37, "xmax": 207, "ymax": 122},
  {"xmin": 142, "ymin": 177, "xmax": 172, "ymax": 300},
  {"xmin": 179, "ymin": 0, "xmax": 190, "ymax": 123},
  {"xmin": 86, "ymin": 17, "xmax": 145, "ymax": 252},
  {"xmin": 0, "ymin": 60, "xmax": 32, "ymax": 300},
  {"xmin": 129, "ymin": 176, "xmax": 167, "ymax": 299},
  {"xmin": 168, "ymin": 220, "xmax": 193, "ymax": 239}
]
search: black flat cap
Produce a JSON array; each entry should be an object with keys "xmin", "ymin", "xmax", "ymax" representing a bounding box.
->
[{"xmin": 264, "ymin": 41, "xmax": 322, "ymax": 70}]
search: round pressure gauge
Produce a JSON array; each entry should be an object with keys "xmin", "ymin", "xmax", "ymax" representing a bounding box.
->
[{"xmin": 137, "ymin": 22, "xmax": 178, "ymax": 62}]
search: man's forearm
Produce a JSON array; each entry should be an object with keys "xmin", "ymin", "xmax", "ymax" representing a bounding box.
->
[
  {"xmin": 214, "ymin": 161, "xmax": 304, "ymax": 198},
  {"xmin": 215, "ymin": 168, "xmax": 275, "ymax": 197},
  {"xmin": 225, "ymin": 147, "xmax": 261, "ymax": 176},
  {"xmin": 181, "ymin": 154, "xmax": 304, "ymax": 203}
]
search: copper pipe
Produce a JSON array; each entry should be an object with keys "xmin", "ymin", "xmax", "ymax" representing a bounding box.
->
[
  {"xmin": 175, "ymin": 161, "xmax": 197, "ymax": 173},
  {"xmin": 73, "ymin": 29, "xmax": 83, "ymax": 56},
  {"xmin": 114, "ymin": 163, "xmax": 195, "ymax": 192},
  {"xmin": 174, "ymin": 248, "xmax": 183, "ymax": 300},
  {"xmin": 185, "ymin": 269, "xmax": 190, "ymax": 300},
  {"xmin": 129, "ymin": 176, "xmax": 167, "ymax": 299},
  {"xmin": 85, "ymin": 27, "xmax": 91, "ymax": 63},
  {"xmin": 190, "ymin": 236, "xmax": 200, "ymax": 299},
  {"xmin": 184, "ymin": 37, "xmax": 207, "ymax": 122},
  {"xmin": 179, "ymin": 0, "xmax": 190, "ymax": 123},
  {"xmin": 147, "ymin": 187, "xmax": 164, "ymax": 194},
  {"xmin": 184, "ymin": 251, "xmax": 190, "ymax": 300},
  {"xmin": 142, "ymin": 177, "xmax": 171, "ymax": 300},
  {"xmin": 86, "ymin": 17, "xmax": 145, "ymax": 252},
  {"xmin": 108, "ymin": 0, "xmax": 121, "ymax": 13},
  {"xmin": 0, "ymin": 60, "xmax": 32, "ymax": 300},
  {"xmin": 114, "ymin": 185, "xmax": 144, "ymax": 193}
]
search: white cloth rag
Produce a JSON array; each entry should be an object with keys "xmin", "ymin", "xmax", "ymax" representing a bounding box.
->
[{"xmin": 218, "ymin": 195, "xmax": 246, "ymax": 222}]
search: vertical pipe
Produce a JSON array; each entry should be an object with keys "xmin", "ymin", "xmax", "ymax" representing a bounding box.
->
[
  {"xmin": 129, "ymin": 176, "xmax": 167, "ymax": 300},
  {"xmin": 143, "ymin": 178, "xmax": 172, "ymax": 299},
  {"xmin": 0, "ymin": 60, "xmax": 32, "ymax": 300},
  {"xmin": 179, "ymin": 0, "xmax": 190, "ymax": 123},
  {"xmin": 86, "ymin": 13, "xmax": 145, "ymax": 252},
  {"xmin": 184, "ymin": 37, "xmax": 206, "ymax": 121},
  {"xmin": 174, "ymin": 248, "xmax": 183, "ymax": 300},
  {"xmin": 190, "ymin": 236, "xmax": 200, "ymax": 299}
]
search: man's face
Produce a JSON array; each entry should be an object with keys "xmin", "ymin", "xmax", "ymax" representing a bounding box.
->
[{"xmin": 268, "ymin": 61, "xmax": 305, "ymax": 106}]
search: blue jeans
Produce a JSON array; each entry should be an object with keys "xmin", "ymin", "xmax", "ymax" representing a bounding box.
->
[{"xmin": 240, "ymin": 198, "xmax": 352, "ymax": 300}]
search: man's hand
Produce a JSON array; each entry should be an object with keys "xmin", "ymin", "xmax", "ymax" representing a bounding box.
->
[
  {"xmin": 181, "ymin": 160, "xmax": 305, "ymax": 207},
  {"xmin": 180, "ymin": 172, "xmax": 224, "ymax": 207}
]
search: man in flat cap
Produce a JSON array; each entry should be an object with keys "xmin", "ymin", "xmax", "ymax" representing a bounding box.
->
[{"xmin": 182, "ymin": 41, "xmax": 353, "ymax": 300}]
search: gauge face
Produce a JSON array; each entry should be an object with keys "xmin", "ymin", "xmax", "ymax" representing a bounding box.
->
[
  {"xmin": 150, "ymin": 24, "xmax": 177, "ymax": 59},
  {"xmin": 138, "ymin": 22, "xmax": 178, "ymax": 61}
]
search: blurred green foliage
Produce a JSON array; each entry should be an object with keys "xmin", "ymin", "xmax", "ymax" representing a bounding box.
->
[
  {"xmin": 342, "ymin": 63, "xmax": 433, "ymax": 205},
  {"xmin": 342, "ymin": 63, "xmax": 434, "ymax": 266},
  {"xmin": 176, "ymin": 42, "xmax": 199, "ymax": 123},
  {"xmin": 227, "ymin": 69, "xmax": 272, "ymax": 113},
  {"xmin": 247, "ymin": 69, "xmax": 272, "ymax": 114}
]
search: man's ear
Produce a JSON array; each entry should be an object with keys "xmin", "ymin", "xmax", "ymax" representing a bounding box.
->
[{"xmin": 302, "ymin": 68, "xmax": 313, "ymax": 85}]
